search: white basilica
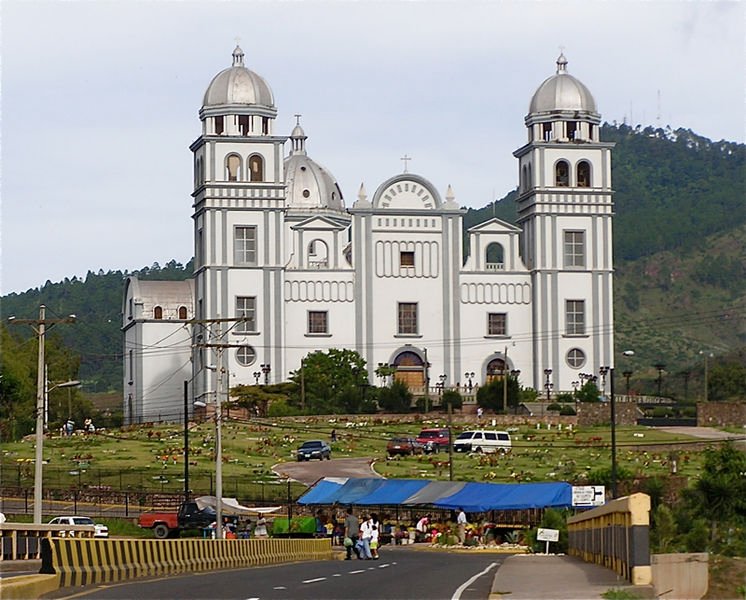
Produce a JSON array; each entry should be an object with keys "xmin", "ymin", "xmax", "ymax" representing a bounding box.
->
[{"xmin": 122, "ymin": 47, "xmax": 614, "ymax": 423}]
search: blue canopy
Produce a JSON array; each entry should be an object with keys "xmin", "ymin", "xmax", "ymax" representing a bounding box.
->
[
  {"xmin": 354, "ymin": 479, "xmax": 429, "ymax": 505},
  {"xmin": 296, "ymin": 478, "xmax": 346, "ymax": 505},
  {"xmin": 434, "ymin": 482, "xmax": 572, "ymax": 512},
  {"xmin": 297, "ymin": 477, "xmax": 574, "ymax": 512}
]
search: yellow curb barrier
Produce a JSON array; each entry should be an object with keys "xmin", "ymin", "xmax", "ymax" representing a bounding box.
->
[
  {"xmin": 0, "ymin": 574, "xmax": 60, "ymax": 600},
  {"xmin": 39, "ymin": 537, "xmax": 333, "ymax": 592}
]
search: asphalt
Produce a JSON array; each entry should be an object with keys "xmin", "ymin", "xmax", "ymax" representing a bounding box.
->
[
  {"xmin": 2, "ymin": 553, "xmax": 654, "ymax": 599},
  {"xmin": 490, "ymin": 554, "xmax": 653, "ymax": 599}
]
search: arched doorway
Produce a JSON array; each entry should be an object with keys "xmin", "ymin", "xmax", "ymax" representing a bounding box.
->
[
  {"xmin": 486, "ymin": 358, "xmax": 508, "ymax": 383},
  {"xmin": 392, "ymin": 350, "xmax": 425, "ymax": 388}
]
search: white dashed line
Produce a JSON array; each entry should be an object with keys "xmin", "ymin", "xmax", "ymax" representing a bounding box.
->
[
  {"xmin": 378, "ymin": 563, "xmax": 390, "ymax": 568},
  {"xmin": 302, "ymin": 577, "xmax": 326, "ymax": 584},
  {"xmin": 349, "ymin": 569, "xmax": 365, "ymax": 574},
  {"xmin": 332, "ymin": 573, "xmax": 342, "ymax": 577},
  {"xmin": 272, "ymin": 587, "xmax": 286, "ymax": 590}
]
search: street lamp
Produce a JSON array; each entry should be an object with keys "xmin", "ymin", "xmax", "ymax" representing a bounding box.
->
[
  {"xmin": 261, "ymin": 363, "xmax": 271, "ymax": 385},
  {"xmin": 436, "ymin": 374, "xmax": 447, "ymax": 395},
  {"xmin": 622, "ymin": 371, "xmax": 633, "ymax": 396},
  {"xmin": 654, "ymin": 363, "xmax": 666, "ymax": 398},
  {"xmin": 543, "ymin": 369, "xmax": 552, "ymax": 404},
  {"xmin": 253, "ymin": 371, "xmax": 261, "ymax": 385},
  {"xmin": 599, "ymin": 367, "xmax": 609, "ymax": 401},
  {"xmin": 699, "ymin": 351, "xmax": 713, "ymax": 402},
  {"xmin": 464, "ymin": 372, "xmax": 475, "ymax": 392},
  {"xmin": 47, "ymin": 378, "xmax": 81, "ymax": 429}
]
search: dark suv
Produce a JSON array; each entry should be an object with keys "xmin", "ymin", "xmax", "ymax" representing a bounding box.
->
[
  {"xmin": 297, "ymin": 440, "xmax": 332, "ymax": 461},
  {"xmin": 415, "ymin": 428, "xmax": 450, "ymax": 453}
]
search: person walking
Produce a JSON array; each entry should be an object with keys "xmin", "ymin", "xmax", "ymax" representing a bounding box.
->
[
  {"xmin": 457, "ymin": 507, "xmax": 468, "ymax": 545},
  {"xmin": 358, "ymin": 514, "xmax": 373, "ymax": 560},
  {"xmin": 343, "ymin": 507, "xmax": 360, "ymax": 560},
  {"xmin": 370, "ymin": 513, "xmax": 381, "ymax": 559}
]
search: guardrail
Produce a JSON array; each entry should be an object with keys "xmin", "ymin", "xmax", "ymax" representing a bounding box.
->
[
  {"xmin": 38, "ymin": 537, "xmax": 334, "ymax": 588},
  {"xmin": 567, "ymin": 492, "xmax": 651, "ymax": 585},
  {"xmin": 1, "ymin": 523, "xmax": 94, "ymax": 561}
]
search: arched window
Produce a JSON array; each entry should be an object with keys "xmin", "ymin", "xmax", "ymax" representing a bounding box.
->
[
  {"xmin": 521, "ymin": 165, "xmax": 527, "ymax": 192},
  {"xmin": 226, "ymin": 154, "xmax": 242, "ymax": 181},
  {"xmin": 307, "ymin": 239, "xmax": 328, "ymax": 268},
  {"xmin": 577, "ymin": 161, "xmax": 591, "ymax": 187},
  {"xmin": 248, "ymin": 155, "xmax": 264, "ymax": 182},
  {"xmin": 485, "ymin": 243, "xmax": 504, "ymax": 270},
  {"xmin": 178, "ymin": 306, "xmax": 187, "ymax": 320},
  {"xmin": 154, "ymin": 306, "xmax": 163, "ymax": 320},
  {"xmin": 555, "ymin": 160, "xmax": 569, "ymax": 187},
  {"xmin": 486, "ymin": 358, "xmax": 507, "ymax": 382},
  {"xmin": 527, "ymin": 163, "xmax": 533, "ymax": 190}
]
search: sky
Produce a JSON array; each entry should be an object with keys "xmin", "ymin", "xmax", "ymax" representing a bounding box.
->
[{"xmin": 2, "ymin": 0, "xmax": 744, "ymax": 295}]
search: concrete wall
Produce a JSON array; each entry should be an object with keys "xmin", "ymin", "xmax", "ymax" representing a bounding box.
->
[
  {"xmin": 652, "ymin": 553, "xmax": 708, "ymax": 600},
  {"xmin": 697, "ymin": 402, "xmax": 746, "ymax": 428}
]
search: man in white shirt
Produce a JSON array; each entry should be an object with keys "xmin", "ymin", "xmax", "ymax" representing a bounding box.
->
[
  {"xmin": 457, "ymin": 508, "xmax": 467, "ymax": 545},
  {"xmin": 358, "ymin": 515, "xmax": 374, "ymax": 559}
]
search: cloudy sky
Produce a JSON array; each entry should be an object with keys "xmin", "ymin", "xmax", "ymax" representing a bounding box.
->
[{"xmin": 2, "ymin": 0, "xmax": 743, "ymax": 295}]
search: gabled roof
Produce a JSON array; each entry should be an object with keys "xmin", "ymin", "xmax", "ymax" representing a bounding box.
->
[{"xmin": 290, "ymin": 215, "xmax": 349, "ymax": 231}]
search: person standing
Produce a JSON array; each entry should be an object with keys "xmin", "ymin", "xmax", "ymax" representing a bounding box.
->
[
  {"xmin": 457, "ymin": 507, "xmax": 468, "ymax": 545},
  {"xmin": 344, "ymin": 507, "xmax": 360, "ymax": 560},
  {"xmin": 370, "ymin": 513, "xmax": 381, "ymax": 559}
]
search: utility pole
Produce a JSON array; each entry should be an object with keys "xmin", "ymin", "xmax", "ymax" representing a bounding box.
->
[
  {"xmin": 447, "ymin": 400, "xmax": 454, "ymax": 482},
  {"xmin": 423, "ymin": 348, "xmax": 430, "ymax": 414},
  {"xmin": 184, "ymin": 380, "xmax": 189, "ymax": 502},
  {"xmin": 8, "ymin": 305, "xmax": 76, "ymax": 523},
  {"xmin": 502, "ymin": 346, "xmax": 508, "ymax": 413},
  {"xmin": 215, "ymin": 321, "xmax": 224, "ymax": 539}
]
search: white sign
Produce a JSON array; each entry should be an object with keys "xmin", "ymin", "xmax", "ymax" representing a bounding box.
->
[
  {"xmin": 537, "ymin": 528, "xmax": 559, "ymax": 542},
  {"xmin": 572, "ymin": 485, "xmax": 606, "ymax": 507}
]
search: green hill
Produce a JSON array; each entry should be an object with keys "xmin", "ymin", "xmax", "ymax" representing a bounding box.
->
[{"xmin": 2, "ymin": 123, "xmax": 744, "ymax": 402}]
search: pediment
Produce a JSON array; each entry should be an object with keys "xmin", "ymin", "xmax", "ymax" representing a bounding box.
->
[
  {"xmin": 467, "ymin": 217, "xmax": 521, "ymax": 234},
  {"xmin": 371, "ymin": 174, "xmax": 442, "ymax": 210},
  {"xmin": 290, "ymin": 215, "xmax": 347, "ymax": 231}
]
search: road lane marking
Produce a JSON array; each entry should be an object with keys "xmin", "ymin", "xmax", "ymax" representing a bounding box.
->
[
  {"xmin": 332, "ymin": 573, "xmax": 342, "ymax": 577},
  {"xmin": 302, "ymin": 577, "xmax": 326, "ymax": 584},
  {"xmin": 378, "ymin": 563, "xmax": 390, "ymax": 568},
  {"xmin": 273, "ymin": 587, "xmax": 287, "ymax": 590},
  {"xmin": 451, "ymin": 562, "xmax": 498, "ymax": 600},
  {"xmin": 349, "ymin": 569, "xmax": 365, "ymax": 574}
]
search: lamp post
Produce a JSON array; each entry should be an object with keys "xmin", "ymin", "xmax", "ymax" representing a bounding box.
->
[
  {"xmin": 47, "ymin": 378, "xmax": 81, "ymax": 431},
  {"xmin": 464, "ymin": 372, "xmax": 475, "ymax": 392},
  {"xmin": 599, "ymin": 367, "xmax": 609, "ymax": 401},
  {"xmin": 508, "ymin": 369, "xmax": 520, "ymax": 414},
  {"xmin": 436, "ymin": 374, "xmax": 446, "ymax": 395},
  {"xmin": 699, "ymin": 351, "xmax": 713, "ymax": 402},
  {"xmin": 622, "ymin": 371, "xmax": 633, "ymax": 396},
  {"xmin": 609, "ymin": 367, "xmax": 617, "ymax": 498},
  {"xmin": 654, "ymin": 363, "xmax": 666, "ymax": 398},
  {"xmin": 253, "ymin": 371, "xmax": 261, "ymax": 385},
  {"xmin": 543, "ymin": 369, "xmax": 552, "ymax": 404},
  {"xmin": 261, "ymin": 364, "xmax": 271, "ymax": 385}
]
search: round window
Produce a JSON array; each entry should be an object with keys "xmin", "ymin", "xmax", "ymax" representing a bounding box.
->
[
  {"xmin": 236, "ymin": 346, "xmax": 256, "ymax": 367},
  {"xmin": 566, "ymin": 348, "xmax": 586, "ymax": 369},
  {"xmin": 300, "ymin": 166, "xmax": 307, "ymax": 171},
  {"xmin": 302, "ymin": 189, "xmax": 311, "ymax": 198}
]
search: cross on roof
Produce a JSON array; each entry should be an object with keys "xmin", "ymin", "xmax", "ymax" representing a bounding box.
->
[
  {"xmin": 294, "ymin": 114, "xmax": 302, "ymax": 126},
  {"xmin": 401, "ymin": 154, "xmax": 412, "ymax": 173}
]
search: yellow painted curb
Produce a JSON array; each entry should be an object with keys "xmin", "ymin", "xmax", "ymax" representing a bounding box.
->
[{"xmin": 0, "ymin": 574, "xmax": 60, "ymax": 600}]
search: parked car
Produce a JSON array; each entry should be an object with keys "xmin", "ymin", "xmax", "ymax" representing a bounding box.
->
[
  {"xmin": 297, "ymin": 440, "xmax": 332, "ymax": 461},
  {"xmin": 453, "ymin": 430, "xmax": 512, "ymax": 454},
  {"xmin": 48, "ymin": 516, "xmax": 109, "ymax": 538},
  {"xmin": 415, "ymin": 428, "xmax": 451, "ymax": 453},
  {"xmin": 137, "ymin": 501, "xmax": 216, "ymax": 539},
  {"xmin": 386, "ymin": 437, "xmax": 425, "ymax": 457}
]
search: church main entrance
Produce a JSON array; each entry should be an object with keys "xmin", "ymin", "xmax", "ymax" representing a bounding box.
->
[
  {"xmin": 392, "ymin": 350, "xmax": 425, "ymax": 388},
  {"xmin": 486, "ymin": 358, "xmax": 508, "ymax": 383}
]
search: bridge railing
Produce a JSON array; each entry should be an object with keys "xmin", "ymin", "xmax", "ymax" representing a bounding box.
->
[
  {"xmin": 567, "ymin": 492, "xmax": 651, "ymax": 585},
  {"xmin": 1, "ymin": 523, "xmax": 94, "ymax": 561}
]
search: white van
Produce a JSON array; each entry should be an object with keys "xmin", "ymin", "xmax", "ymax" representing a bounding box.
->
[{"xmin": 453, "ymin": 430, "xmax": 512, "ymax": 454}]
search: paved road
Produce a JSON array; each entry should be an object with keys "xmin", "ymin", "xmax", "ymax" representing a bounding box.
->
[
  {"xmin": 654, "ymin": 426, "xmax": 746, "ymax": 447},
  {"xmin": 46, "ymin": 547, "xmax": 503, "ymax": 600},
  {"xmin": 273, "ymin": 457, "xmax": 382, "ymax": 486}
]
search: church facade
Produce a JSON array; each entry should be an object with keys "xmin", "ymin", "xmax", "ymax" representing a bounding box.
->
[{"xmin": 123, "ymin": 48, "xmax": 614, "ymax": 423}]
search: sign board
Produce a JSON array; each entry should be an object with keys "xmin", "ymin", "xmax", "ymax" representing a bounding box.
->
[
  {"xmin": 572, "ymin": 485, "xmax": 605, "ymax": 507},
  {"xmin": 537, "ymin": 528, "xmax": 559, "ymax": 542}
]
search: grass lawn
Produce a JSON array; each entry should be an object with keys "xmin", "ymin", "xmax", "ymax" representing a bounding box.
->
[{"xmin": 1, "ymin": 415, "xmax": 715, "ymax": 499}]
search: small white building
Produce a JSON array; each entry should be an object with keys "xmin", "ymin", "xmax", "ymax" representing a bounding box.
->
[{"xmin": 123, "ymin": 48, "xmax": 614, "ymax": 423}]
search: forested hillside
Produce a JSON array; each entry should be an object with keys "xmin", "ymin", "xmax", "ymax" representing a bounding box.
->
[{"xmin": 2, "ymin": 123, "xmax": 744, "ymax": 398}]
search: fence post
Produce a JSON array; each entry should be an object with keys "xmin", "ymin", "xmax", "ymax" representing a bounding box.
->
[
  {"xmin": 74, "ymin": 489, "xmax": 78, "ymax": 514},
  {"xmin": 24, "ymin": 488, "xmax": 29, "ymax": 513},
  {"xmin": 125, "ymin": 493, "xmax": 129, "ymax": 517}
]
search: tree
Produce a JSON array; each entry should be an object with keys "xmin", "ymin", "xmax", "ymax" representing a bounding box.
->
[
  {"xmin": 682, "ymin": 443, "xmax": 746, "ymax": 554},
  {"xmin": 440, "ymin": 389, "xmax": 462, "ymax": 410},
  {"xmin": 476, "ymin": 377, "xmax": 520, "ymax": 412},
  {"xmin": 287, "ymin": 349, "xmax": 370, "ymax": 414},
  {"xmin": 377, "ymin": 380, "xmax": 413, "ymax": 413},
  {"xmin": 575, "ymin": 381, "xmax": 601, "ymax": 403}
]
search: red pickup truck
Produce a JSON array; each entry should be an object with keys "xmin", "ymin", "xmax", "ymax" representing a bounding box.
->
[{"xmin": 137, "ymin": 501, "xmax": 216, "ymax": 539}]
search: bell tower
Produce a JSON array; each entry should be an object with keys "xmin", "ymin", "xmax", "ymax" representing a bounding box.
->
[
  {"xmin": 513, "ymin": 54, "xmax": 615, "ymax": 392},
  {"xmin": 190, "ymin": 46, "xmax": 288, "ymax": 403}
]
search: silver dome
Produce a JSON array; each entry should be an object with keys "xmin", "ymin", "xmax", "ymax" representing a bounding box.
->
[
  {"xmin": 284, "ymin": 122, "xmax": 344, "ymax": 211},
  {"xmin": 203, "ymin": 46, "xmax": 274, "ymax": 108},
  {"xmin": 529, "ymin": 54, "xmax": 597, "ymax": 114}
]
